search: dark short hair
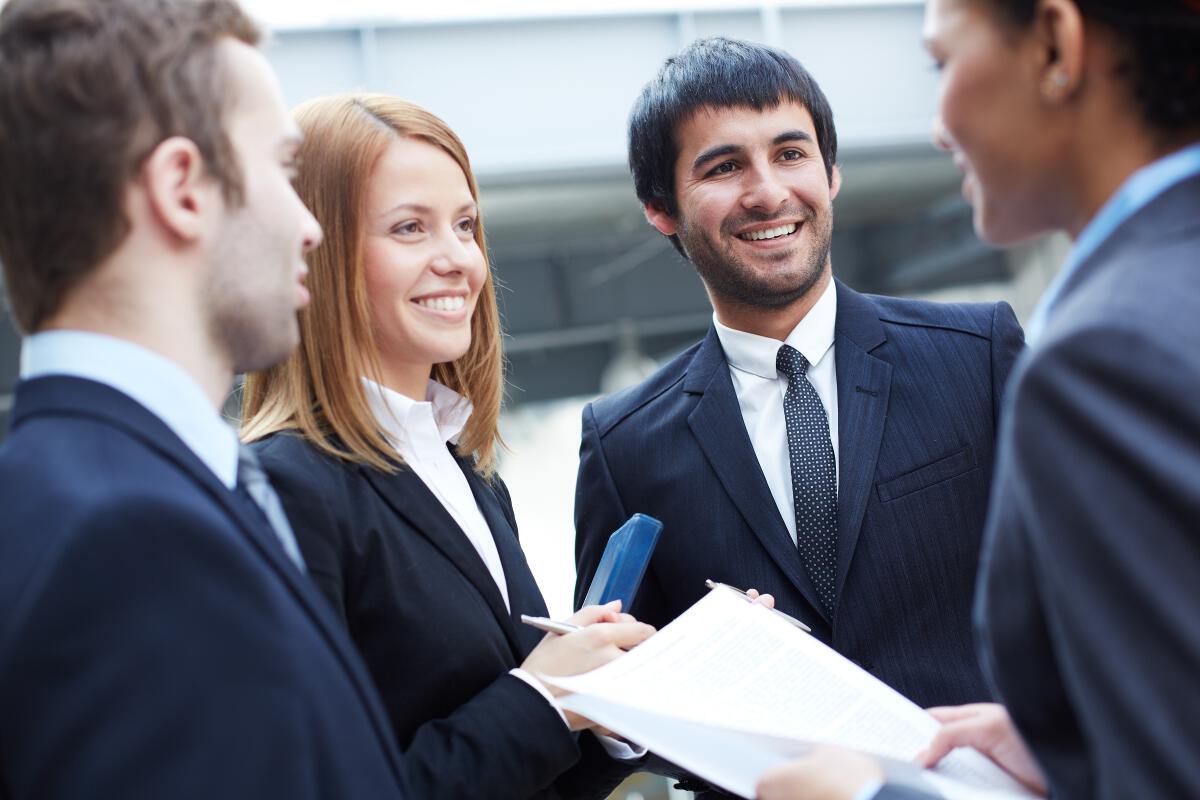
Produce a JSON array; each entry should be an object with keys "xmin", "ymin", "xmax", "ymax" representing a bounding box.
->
[
  {"xmin": 982, "ymin": 0, "xmax": 1200, "ymax": 137},
  {"xmin": 628, "ymin": 36, "xmax": 838, "ymax": 223},
  {"xmin": 0, "ymin": 0, "xmax": 261, "ymax": 334}
]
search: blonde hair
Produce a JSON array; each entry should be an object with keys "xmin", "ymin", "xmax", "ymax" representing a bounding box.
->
[{"xmin": 241, "ymin": 93, "xmax": 504, "ymax": 477}]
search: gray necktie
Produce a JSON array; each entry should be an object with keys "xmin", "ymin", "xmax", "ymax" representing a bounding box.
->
[
  {"xmin": 236, "ymin": 444, "xmax": 306, "ymax": 572},
  {"xmin": 776, "ymin": 344, "xmax": 838, "ymax": 615}
]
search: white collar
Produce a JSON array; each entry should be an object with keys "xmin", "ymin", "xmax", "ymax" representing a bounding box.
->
[
  {"xmin": 361, "ymin": 377, "xmax": 474, "ymax": 448},
  {"xmin": 20, "ymin": 330, "xmax": 239, "ymax": 488},
  {"xmin": 714, "ymin": 277, "xmax": 837, "ymax": 379}
]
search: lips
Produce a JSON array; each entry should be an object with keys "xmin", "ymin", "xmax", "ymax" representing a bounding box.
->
[
  {"xmin": 294, "ymin": 268, "xmax": 310, "ymax": 307},
  {"xmin": 961, "ymin": 171, "xmax": 977, "ymax": 203}
]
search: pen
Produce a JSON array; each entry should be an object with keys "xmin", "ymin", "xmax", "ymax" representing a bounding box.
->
[
  {"xmin": 520, "ymin": 614, "xmax": 583, "ymax": 636},
  {"xmin": 705, "ymin": 579, "xmax": 812, "ymax": 632}
]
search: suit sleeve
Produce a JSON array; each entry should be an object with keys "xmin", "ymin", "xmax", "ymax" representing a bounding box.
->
[
  {"xmin": 989, "ymin": 300, "xmax": 1025, "ymax": 428},
  {"xmin": 1002, "ymin": 324, "xmax": 1200, "ymax": 797},
  {"xmin": 0, "ymin": 499, "xmax": 331, "ymax": 799},
  {"xmin": 573, "ymin": 402, "xmax": 630, "ymax": 611}
]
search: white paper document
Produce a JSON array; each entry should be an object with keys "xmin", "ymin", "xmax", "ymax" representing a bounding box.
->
[{"xmin": 547, "ymin": 587, "xmax": 1041, "ymax": 800}]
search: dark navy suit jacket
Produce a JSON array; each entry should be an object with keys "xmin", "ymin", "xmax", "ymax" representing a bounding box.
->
[
  {"xmin": 256, "ymin": 432, "xmax": 637, "ymax": 800},
  {"xmin": 575, "ymin": 280, "xmax": 1024, "ymax": 710},
  {"xmin": 876, "ymin": 174, "xmax": 1200, "ymax": 800},
  {"xmin": 972, "ymin": 172, "xmax": 1200, "ymax": 799},
  {"xmin": 0, "ymin": 377, "xmax": 406, "ymax": 799}
]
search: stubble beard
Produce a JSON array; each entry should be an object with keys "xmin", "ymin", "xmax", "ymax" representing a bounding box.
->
[
  {"xmin": 205, "ymin": 212, "xmax": 300, "ymax": 375},
  {"xmin": 678, "ymin": 204, "xmax": 833, "ymax": 311}
]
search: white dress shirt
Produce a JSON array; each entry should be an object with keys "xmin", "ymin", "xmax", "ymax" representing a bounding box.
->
[
  {"xmin": 713, "ymin": 277, "xmax": 839, "ymax": 544},
  {"xmin": 362, "ymin": 377, "xmax": 511, "ymax": 609},
  {"xmin": 20, "ymin": 331, "xmax": 239, "ymax": 489}
]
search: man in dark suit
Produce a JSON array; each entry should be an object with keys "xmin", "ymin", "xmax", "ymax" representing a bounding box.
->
[
  {"xmin": 0, "ymin": 1, "xmax": 407, "ymax": 796},
  {"xmin": 574, "ymin": 36, "xmax": 1024, "ymax": 720}
]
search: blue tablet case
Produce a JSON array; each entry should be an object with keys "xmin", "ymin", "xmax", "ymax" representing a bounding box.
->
[{"xmin": 580, "ymin": 513, "xmax": 663, "ymax": 610}]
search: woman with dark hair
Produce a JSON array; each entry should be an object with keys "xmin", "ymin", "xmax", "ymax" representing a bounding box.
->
[
  {"xmin": 241, "ymin": 94, "xmax": 652, "ymax": 800},
  {"xmin": 756, "ymin": 0, "xmax": 1200, "ymax": 798}
]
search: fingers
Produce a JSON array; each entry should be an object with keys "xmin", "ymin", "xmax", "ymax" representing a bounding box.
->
[
  {"xmin": 917, "ymin": 715, "xmax": 998, "ymax": 768},
  {"xmin": 926, "ymin": 703, "xmax": 994, "ymax": 723},
  {"xmin": 757, "ymin": 747, "xmax": 883, "ymax": 800},
  {"xmin": 917, "ymin": 703, "xmax": 1008, "ymax": 766},
  {"xmin": 569, "ymin": 600, "xmax": 624, "ymax": 625},
  {"xmin": 586, "ymin": 619, "xmax": 656, "ymax": 650}
]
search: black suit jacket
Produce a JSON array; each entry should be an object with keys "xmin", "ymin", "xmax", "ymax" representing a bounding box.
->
[
  {"xmin": 0, "ymin": 377, "xmax": 406, "ymax": 799},
  {"xmin": 256, "ymin": 432, "xmax": 636, "ymax": 800},
  {"xmin": 575, "ymin": 281, "xmax": 1024, "ymax": 710}
]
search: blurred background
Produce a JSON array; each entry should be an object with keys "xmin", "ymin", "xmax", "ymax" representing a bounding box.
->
[{"xmin": 0, "ymin": 2, "xmax": 1066, "ymax": 796}]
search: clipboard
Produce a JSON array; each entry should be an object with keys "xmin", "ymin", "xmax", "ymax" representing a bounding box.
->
[{"xmin": 580, "ymin": 513, "xmax": 662, "ymax": 610}]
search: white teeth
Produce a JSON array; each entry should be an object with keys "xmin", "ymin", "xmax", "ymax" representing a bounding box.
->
[
  {"xmin": 739, "ymin": 223, "xmax": 798, "ymax": 241},
  {"xmin": 415, "ymin": 296, "xmax": 466, "ymax": 312}
]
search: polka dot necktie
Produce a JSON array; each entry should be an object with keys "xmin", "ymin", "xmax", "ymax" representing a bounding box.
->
[{"xmin": 776, "ymin": 344, "xmax": 838, "ymax": 615}]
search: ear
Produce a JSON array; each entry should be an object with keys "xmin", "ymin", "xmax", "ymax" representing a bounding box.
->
[
  {"xmin": 1033, "ymin": 0, "xmax": 1085, "ymax": 102},
  {"xmin": 643, "ymin": 201, "xmax": 678, "ymax": 236},
  {"xmin": 140, "ymin": 136, "xmax": 218, "ymax": 243},
  {"xmin": 829, "ymin": 164, "xmax": 843, "ymax": 200}
]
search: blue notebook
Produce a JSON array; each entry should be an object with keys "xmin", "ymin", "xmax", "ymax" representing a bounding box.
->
[{"xmin": 580, "ymin": 513, "xmax": 663, "ymax": 610}]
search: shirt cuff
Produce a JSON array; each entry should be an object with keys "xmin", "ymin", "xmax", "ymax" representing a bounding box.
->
[
  {"xmin": 509, "ymin": 668, "xmax": 568, "ymax": 726},
  {"xmin": 507, "ymin": 669, "xmax": 646, "ymax": 760},
  {"xmin": 592, "ymin": 731, "xmax": 647, "ymax": 760},
  {"xmin": 853, "ymin": 779, "xmax": 884, "ymax": 800}
]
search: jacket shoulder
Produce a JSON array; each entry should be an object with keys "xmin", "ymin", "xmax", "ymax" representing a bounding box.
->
[
  {"xmin": 868, "ymin": 293, "xmax": 1011, "ymax": 340},
  {"xmin": 587, "ymin": 340, "xmax": 701, "ymax": 436},
  {"xmin": 251, "ymin": 431, "xmax": 365, "ymax": 494}
]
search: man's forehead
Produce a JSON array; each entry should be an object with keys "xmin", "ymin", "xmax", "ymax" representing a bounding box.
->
[
  {"xmin": 677, "ymin": 101, "xmax": 817, "ymax": 146},
  {"xmin": 219, "ymin": 39, "xmax": 291, "ymax": 136}
]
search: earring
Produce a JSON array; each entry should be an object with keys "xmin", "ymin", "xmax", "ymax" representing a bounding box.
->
[{"xmin": 1043, "ymin": 70, "xmax": 1069, "ymax": 98}]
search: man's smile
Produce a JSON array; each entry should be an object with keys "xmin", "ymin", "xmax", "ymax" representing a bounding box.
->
[{"xmin": 737, "ymin": 223, "xmax": 798, "ymax": 241}]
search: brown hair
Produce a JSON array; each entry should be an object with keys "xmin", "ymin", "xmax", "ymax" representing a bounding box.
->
[
  {"xmin": 0, "ymin": 0, "xmax": 261, "ymax": 333},
  {"xmin": 240, "ymin": 94, "xmax": 505, "ymax": 478}
]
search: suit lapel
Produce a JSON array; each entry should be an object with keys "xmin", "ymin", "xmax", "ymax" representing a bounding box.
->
[
  {"xmin": 684, "ymin": 327, "xmax": 829, "ymax": 619},
  {"xmin": 13, "ymin": 377, "xmax": 408, "ymax": 784},
  {"xmin": 832, "ymin": 283, "xmax": 892, "ymax": 604},
  {"xmin": 460, "ymin": 458, "xmax": 547, "ymax": 658},
  {"xmin": 360, "ymin": 464, "xmax": 525, "ymax": 659}
]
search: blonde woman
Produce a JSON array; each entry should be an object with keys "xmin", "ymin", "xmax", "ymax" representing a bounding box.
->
[{"xmin": 242, "ymin": 94, "xmax": 651, "ymax": 800}]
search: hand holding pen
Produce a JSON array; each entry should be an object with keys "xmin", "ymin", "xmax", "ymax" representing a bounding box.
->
[{"xmin": 518, "ymin": 600, "xmax": 655, "ymax": 731}]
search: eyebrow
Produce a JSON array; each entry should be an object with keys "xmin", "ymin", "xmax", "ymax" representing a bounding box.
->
[
  {"xmin": 379, "ymin": 201, "xmax": 478, "ymax": 218},
  {"xmin": 690, "ymin": 130, "xmax": 816, "ymax": 173}
]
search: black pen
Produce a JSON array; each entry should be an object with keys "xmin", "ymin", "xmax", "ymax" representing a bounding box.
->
[
  {"xmin": 705, "ymin": 579, "xmax": 812, "ymax": 632},
  {"xmin": 520, "ymin": 614, "xmax": 582, "ymax": 636}
]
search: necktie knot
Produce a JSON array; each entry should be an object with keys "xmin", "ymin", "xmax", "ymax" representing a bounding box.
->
[{"xmin": 776, "ymin": 344, "xmax": 810, "ymax": 381}]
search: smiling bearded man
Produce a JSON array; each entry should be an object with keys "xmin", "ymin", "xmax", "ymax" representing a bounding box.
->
[{"xmin": 573, "ymin": 35, "xmax": 1026, "ymax": 797}]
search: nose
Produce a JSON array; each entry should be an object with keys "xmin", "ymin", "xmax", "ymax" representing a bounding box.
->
[
  {"xmin": 741, "ymin": 162, "xmax": 790, "ymax": 213},
  {"xmin": 429, "ymin": 227, "xmax": 475, "ymax": 274},
  {"xmin": 300, "ymin": 205, "xmax": 323, "ymax": 255},
  {"xmin": 931, "ymin": 117, "xmax": 955, "ymax": 153}
]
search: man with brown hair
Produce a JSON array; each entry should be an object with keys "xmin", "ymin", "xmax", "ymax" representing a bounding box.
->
[{"xmin": 0, "ymin": 0, "xmax": 407, "ymax": 796}]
